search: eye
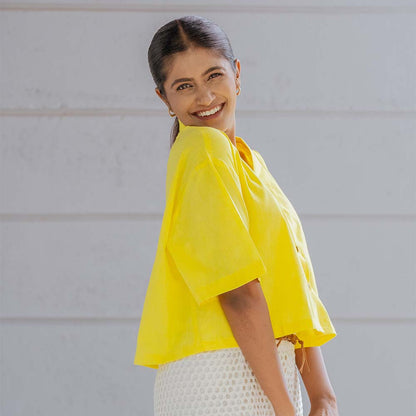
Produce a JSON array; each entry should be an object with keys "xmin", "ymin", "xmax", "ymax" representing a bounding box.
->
[
  {"xmin": 177, "ymin": 83, "xmax": 191, "ymax": 91},
  {"xmin": 176, "ymin": 72, "xmax": 223, "ymax": 91},
  {"xmin": 209, "ymin": 72, "xmax": 223, "ymax": 79}
]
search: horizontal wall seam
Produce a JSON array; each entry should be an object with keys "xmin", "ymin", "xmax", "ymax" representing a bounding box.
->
[
  {"xmin": 1, "ymin": 316, "xmax": 415, "ymax": 323},
  {"xmin": 1, "ymin": 4, "xmax": 416, "ymax": 14},
  {"xmin": 0, "ymin": 213, "xmax": 415, "ymax": 222}
]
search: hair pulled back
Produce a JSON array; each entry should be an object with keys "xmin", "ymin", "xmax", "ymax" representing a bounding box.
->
[{"xmin": 147, "ymin": 16, "xmax": 237, "ymax": 149}]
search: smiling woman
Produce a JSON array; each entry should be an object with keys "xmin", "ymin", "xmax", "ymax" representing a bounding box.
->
[
  {"xmin": 157, "ymin": 45, "xmax": 240, "ymax": 147},
  {"xmin": 148, "ymin": 17, "xmax": 242, "ymax": 150},
  {"xmin": 134, "ymin": 15, "xmax": 338, "ymax": 416}
]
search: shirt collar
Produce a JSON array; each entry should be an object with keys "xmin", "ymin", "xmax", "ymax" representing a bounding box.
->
[{"xmin": 178, "ymin": 118, "xmax": 187, "ymax": 133}]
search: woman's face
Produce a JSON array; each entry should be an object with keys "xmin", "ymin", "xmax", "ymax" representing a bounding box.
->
[{"xmin": 156, "ymin": 47, "xmax": 241, "ymax": 141}]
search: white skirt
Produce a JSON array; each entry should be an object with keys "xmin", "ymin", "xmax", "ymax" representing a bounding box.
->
[{"xmin": 154, "ymin": 339, "xmax": 303, "ymax": 416}]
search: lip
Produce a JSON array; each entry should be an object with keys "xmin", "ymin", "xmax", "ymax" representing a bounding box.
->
[{"xmin": 192, "ymin": 102, "xmax": 225, "ymax": 120}]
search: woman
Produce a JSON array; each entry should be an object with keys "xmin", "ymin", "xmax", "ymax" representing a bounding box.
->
[{"xmin": 134, "ymin": 15, "xmax": 339, "ymax": 416}]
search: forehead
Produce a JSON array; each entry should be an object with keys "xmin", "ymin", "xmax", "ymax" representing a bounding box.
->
[{"xmin": 167, "ymin": 48, "xmax": 228, "ymax": 78}]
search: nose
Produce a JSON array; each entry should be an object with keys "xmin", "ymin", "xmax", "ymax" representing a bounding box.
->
[{"xmin": 195, "ymin": 85, "xmax": 216, "ymax": 107}]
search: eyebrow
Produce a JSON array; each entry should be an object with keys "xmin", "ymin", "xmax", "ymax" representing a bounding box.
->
[{"xmin": 170, "ymin": 65, "xmax": 225, "ymax": 89}]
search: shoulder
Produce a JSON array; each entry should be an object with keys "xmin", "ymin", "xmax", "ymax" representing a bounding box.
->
[
  {"xmin": 168, "ymin": 125, "xmax": 235, "ymax": 173},
  {"xmin": 178, "ymin": 125, "xmax": 232, "ymax": 157}
]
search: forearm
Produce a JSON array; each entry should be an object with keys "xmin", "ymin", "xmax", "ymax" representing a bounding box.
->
[
  {"xmin": 294, "ymin": 346, "xmax": 337, "ymax": 404},
  {"xmin": 219, "ymin": 279, "xmax": 295, "ymax": 416}
]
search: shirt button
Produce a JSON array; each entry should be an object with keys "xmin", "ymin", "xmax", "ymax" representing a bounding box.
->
[{"xmin": 295, "ymin": 245, "xmax": 299, "ymax": 252}]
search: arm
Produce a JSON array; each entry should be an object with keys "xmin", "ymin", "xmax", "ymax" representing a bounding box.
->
[
  {"xmin": 294, "ymin": 346, "xmax": 339, "ymax": 415},
  {"xmin": 218, "ymin": 278, "xmax": 296, "ymax": 416}
]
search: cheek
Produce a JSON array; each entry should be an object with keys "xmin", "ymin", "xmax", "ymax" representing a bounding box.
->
[
  {"xmin": 174, "ymin": 97, "xmax": 192, "ymax": 113},
  {"xmin": 223, "ymin": 81, "xmax": 237, "ymax": 98},
  {"xmin": 225, "ymin": 87, "xmax": 237, "ymax": 104}
]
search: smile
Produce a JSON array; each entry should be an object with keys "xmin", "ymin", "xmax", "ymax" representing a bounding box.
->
[{"xmin": 193, "ymin": 103, "xmax": 225, "ymax": 119}]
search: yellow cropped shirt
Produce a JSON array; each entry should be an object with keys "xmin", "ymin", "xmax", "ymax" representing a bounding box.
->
[{"xmin": 134, "ymin": 119, "xmax": 336, "ymax": 369}]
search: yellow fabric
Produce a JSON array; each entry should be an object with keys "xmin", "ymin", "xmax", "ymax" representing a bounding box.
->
[{"xmin": 134, "ymin": 119, "xmax": 337, "ymax": 369}]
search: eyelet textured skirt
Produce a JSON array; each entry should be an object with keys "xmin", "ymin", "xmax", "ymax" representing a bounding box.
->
[{"xmin": 153, "ymin": 338, "xmax": 303, "ymax": 416}]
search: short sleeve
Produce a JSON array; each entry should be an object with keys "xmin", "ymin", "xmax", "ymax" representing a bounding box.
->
[{"xmin": 166, "ymin": 156, "xmax": 267, "ymax": 306}]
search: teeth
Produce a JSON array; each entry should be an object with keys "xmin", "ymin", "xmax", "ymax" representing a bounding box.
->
[{"xmin": 196, "ymin": 104, "xmax": 222, "ymax": 117}]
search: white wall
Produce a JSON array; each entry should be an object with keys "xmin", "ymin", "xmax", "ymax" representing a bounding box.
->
[{"xmin": 1, "ymin": 1, "xmax": 415, "ymax": 415}]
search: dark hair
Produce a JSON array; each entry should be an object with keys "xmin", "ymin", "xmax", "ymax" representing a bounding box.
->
[{"xmin": 147, "ymin": 16, "xmax": 237, "ymax": 149}]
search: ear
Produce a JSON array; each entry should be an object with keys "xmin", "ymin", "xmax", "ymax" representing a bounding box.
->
[
  {"xmin": 155, "ymin": 87, "xmax": 170, "ymax": 108},
  {"xmin": 234, "ymin": 59, "xmax": 241, "ymax": 88}
]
